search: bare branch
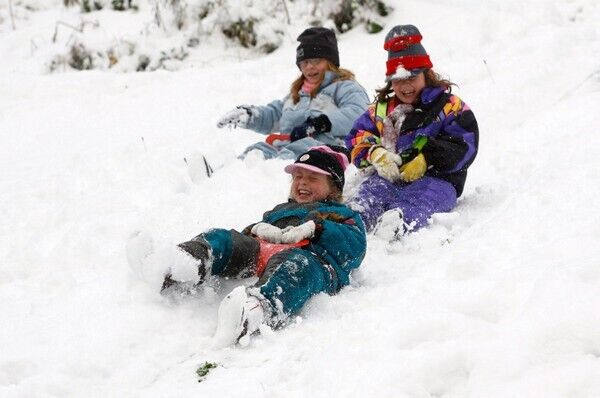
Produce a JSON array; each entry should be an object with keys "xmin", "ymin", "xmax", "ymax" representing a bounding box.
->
[
  {"xmin": 483, "ymin": 59, "xmax": 496, "ymax": 84},
  {"xmin": 281, "ymin": 0, "xmax": 291, "ymax": 25},
  {"xmin": 8, "ymin": 0, "xmax": 16, "ymax": 30},
  {"xmin": 52, "ymin": 20, "xmax": 98, "ymax": 43},
  {"xmin": 52, "ymin": 21, "xmax": 84, "ymax": 43}
]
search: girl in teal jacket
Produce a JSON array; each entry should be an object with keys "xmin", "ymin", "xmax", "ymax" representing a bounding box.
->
[{"xmin": 162, "ymin": 146, "xmax": 366, "ymax": 347}]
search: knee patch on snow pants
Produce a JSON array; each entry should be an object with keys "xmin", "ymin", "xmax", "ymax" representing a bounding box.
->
[
  {"xmin": 199, "ymin": 228, "xmax": 260, "ymax": 278},
  {"xmin": 255, "ymin": 248, "xmax": 337, "ymax": 318}
]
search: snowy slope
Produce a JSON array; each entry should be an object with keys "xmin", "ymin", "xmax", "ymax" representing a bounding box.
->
[{"xmin": 2, "ymin": 1, "xmax": 600, "ymax": 397}]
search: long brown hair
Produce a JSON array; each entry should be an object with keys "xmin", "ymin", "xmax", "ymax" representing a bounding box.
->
[
  {"xmin": 375, "ymin": 69, "xmax": 455, "ymax": 103},
  {"xmin": 290, "ymin": 62, "xmax": 356, "ymax": 104}
]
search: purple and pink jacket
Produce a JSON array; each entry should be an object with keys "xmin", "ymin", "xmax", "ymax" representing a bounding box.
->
[
  {"xmin": 346, "ymin": 86, "xmax": 478, "ymax": 197},
  {"xmin": 345, "ymin": 86, "xmax": 479, "ymax": 231}
]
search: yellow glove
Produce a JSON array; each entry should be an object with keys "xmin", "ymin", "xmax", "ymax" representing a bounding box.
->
[
  {"xmin": 369, "ymin": 146, "xmax": 403, "ymax": 183},
  {"xmin": 399, "ymin": 153, "xmax": 427, "ymax": 182}
]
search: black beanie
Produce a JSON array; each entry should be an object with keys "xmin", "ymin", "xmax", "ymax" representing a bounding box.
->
[
  {"xmin": 284, "ymin": 145, "xmax": 350, "ymax": 192},
  {"xmin": 296, "ymin": 27, "xmax": 340, "ymax": 67}
]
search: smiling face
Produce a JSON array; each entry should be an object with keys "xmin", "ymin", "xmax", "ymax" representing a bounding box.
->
[
  {"xmin": 299, "ymin": 58, "xmax": 330, "ymax": 85},
  {"xmin": 289, "ymin": 169, "xmax": 334, "ymax": 203},
  {"xmin": 391, "ymin": 72, "xmax": 426, "ymax": 105}
]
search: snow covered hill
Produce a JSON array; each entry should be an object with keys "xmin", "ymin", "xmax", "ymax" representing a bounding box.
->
[{"xmin": 1, "ymin": 1, "xmax": 600, "ymax": 397}]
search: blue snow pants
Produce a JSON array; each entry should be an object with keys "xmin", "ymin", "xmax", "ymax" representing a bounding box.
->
[
  {"xmin": 202, "ymin": 229, "xmax": 335, "ymax": 319},
  {"xmin": 349, "ymin": 175, "xmax": 457, "ymax": 231},
  {"xmin": 240, "ymin": 136, "xmax": 326, "ymax": 160}
]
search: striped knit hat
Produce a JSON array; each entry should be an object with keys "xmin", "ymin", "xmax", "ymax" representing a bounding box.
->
[{"xmin": 384, "ymin": 25, "xmax": 433, "ymax": 82}]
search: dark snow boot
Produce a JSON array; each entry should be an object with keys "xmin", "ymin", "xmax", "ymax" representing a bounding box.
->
[
  {"xmin": 212, "ymin": 286, "xmax": 269, "ymax": 348},
  {"xmin": 160, "ymin": 274, "xmax": 202, "ymax": 297},
  {"xmin": 160, "ymin": 237, "xmax": 211, "ymax": 296},
  {"xmin": 177, "ymin": 237, "xmax": 211, "ymax": 282},
  {"xmin": 160, "ymin": 273, "xmax": 180, "ymax": 293}
]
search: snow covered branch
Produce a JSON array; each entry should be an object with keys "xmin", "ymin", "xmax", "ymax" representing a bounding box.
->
[
  {"xmin": 41, "ymin": 0, "xmax": 392, "ymax": 73},
  {"xmin": 8, "ymin": 0, "xmax": 16, "ymax": 30}
]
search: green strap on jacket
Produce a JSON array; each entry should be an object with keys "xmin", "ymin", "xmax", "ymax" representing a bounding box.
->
[
  {"xmin": 412, "ymin": 135, "xmax": 428, "ymax": 151},
  {"xmin": 399, "ymin": 135, "xmax": 428, "ymax": 163},
  {"xmin": 375, "ymin": 101, "xmax": 388, "ymax": 121}
]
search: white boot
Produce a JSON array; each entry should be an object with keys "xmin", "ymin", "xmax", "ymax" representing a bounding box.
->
[
  {"xmin": 373, "ymin": 209, "xmax": 406, "ymax": 241},
  {"xmin": 212, "ymin": 286, "xmax": 265, "ymax": 348},
  {"xmin": 160, "ymin": 246, "xmax": 204, "ymax": 296}
]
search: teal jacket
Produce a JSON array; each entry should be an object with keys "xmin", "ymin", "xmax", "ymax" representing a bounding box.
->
[{"xmin": 258, "ymin": 200, "xmax": 367, "ymax": 287}]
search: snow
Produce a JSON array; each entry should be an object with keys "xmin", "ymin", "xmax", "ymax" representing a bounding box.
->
[
  {"xmin": 389, "ymin": 65, "xmax": 413, "ymax": 81},
  {"xmin": 2, "ymin": 0, "xmax": 600, "ymax": 397}
]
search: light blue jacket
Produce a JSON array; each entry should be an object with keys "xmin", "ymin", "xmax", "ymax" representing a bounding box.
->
[{"xmin": 247, "ymin": 71, "xmax": 369, "ymax": 146}]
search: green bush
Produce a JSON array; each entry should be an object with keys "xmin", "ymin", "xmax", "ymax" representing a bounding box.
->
[
  {"xmin": 330, "ymin": 0, "xmax": 391, "ymax": 33},
  {"xmin": 222, "ymin": 19, "xmax": 258, "ymax": 48},
  {"xmin": 196, "ymin": 362, "xmax": 218, "ymax": 382}
]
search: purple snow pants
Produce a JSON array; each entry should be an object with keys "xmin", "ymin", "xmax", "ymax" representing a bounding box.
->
[{"xmin": 349, "ymin": 175, "xmax": 457, "ymax": 231}]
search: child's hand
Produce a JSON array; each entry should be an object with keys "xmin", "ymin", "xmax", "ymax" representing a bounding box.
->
[
  {"xmin": 280, "ymin": 221, "xmax": 316, "ymax": 244},
  {"xmin": 216, "ymin": 105, "xmax": 254, "ymax": 129},
  {"xmin": 399, "ymin": 153, "xmax": 427, "ymax": 182},
  {"xmin": 290, "ymin": 114, "xmax": 332, "ymax": 142},
  {"xmin": 368, "ymin": 146, "xmax": 403, "ymax": 183},
  {"xmin": 251, "ymin": 223, "xmax": 283, "ymax": 243}
]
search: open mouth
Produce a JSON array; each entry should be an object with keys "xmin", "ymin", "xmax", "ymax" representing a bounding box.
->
[{"xmin": 295, "ymin": 188, "xmax": 315, "ymax": 201}]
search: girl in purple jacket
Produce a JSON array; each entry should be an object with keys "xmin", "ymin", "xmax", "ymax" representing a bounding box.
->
[{"xmin": 345, "ymin": 25, "xmax": 478, "ymax": 238}]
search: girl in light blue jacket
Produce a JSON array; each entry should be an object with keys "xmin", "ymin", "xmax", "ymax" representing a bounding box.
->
[{"xmin": 217, "ymin": 27, "xmax": 369, "ymax": 160}]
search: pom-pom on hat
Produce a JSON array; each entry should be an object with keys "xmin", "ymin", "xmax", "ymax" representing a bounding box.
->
[
  {"xmin": 296, "ymin": 27, "xmax": 340, "ymax": 67},
  {"xmin": 384, "ymin": 24, "xmax": 433, "ymax": 82},
  {"xmin": 284, "ymin": 145, "xmax": 350, "ymax": 191}
]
